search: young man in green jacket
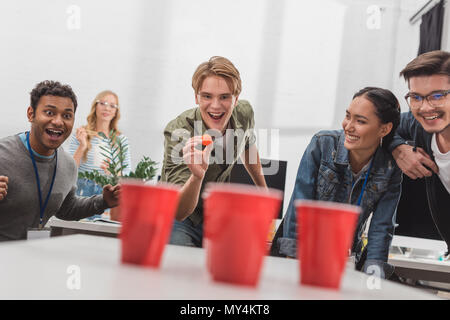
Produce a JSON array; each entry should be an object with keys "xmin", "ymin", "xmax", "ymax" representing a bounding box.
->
[{"xmin": 161, "ymin": 56, "xmax": 267, "ymax": 247}]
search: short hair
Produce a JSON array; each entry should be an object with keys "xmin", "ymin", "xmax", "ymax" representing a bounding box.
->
[
  {"xmin": 400, "ymin": 50, "xmax": 450, "ymax": 82},
  {"xmin": 30, "ymin": 80, "xmax": 78, "ymax": 112},
  {"xmin": 353, "ymin": 87, "xmax": 401, "ymax": 151},
  {"xmin": 192, "ymin": 56, "xmax": 242, "ymax": 96}
]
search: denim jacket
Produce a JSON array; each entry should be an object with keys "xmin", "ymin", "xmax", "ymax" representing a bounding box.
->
[{"xmin": 279, "ymin": 130, "xmax": 402, "ymax": 277}]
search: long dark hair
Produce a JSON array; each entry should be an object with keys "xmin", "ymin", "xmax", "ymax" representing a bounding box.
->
[{"xmin": 353, "ymin": 87, "xmax": 401, "ymax": 150}]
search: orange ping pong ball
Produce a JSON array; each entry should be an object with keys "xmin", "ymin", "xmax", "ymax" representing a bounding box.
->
[{"xmin": 202, "ymin": 134, "xmax": 213, "ymax": 146}]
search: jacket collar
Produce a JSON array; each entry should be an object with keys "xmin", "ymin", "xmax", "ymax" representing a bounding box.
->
[
  {"xmin": 194, "ymin": 108, "xmax": 207, "ymax": 136},
  {"xmin": 334, "ymin": 131, "xmax": 350, "ymax": 165},
  {"xmin": 415, "ymin": 124, "xmax": 434, "ymax": 160}
]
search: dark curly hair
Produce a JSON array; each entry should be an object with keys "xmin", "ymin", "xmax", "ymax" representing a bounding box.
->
[
  {"xmin": 30, "ymin": 80, "xmax": 78, "ymax": 112},
  {"xmin": 353, "ymin": 87, "xmax": 401, "ymax": 151}
]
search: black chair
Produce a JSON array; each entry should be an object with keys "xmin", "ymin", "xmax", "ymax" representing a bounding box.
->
[
  {"xmin": 395, "ymin": 176, "xmax": 441, "ymax": 240},
  {"xmin": 229, "ymin": 158, "xmax": 287, "ymax": 219},
  {"xmin": 230, "ymin": 159, "xmax": 288, "ymax": 257}
]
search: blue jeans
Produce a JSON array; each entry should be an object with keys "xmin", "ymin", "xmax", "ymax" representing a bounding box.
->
[
  {"xmin": 76, "ymin": 178, "xmax": 104, "ymax": 220},
  {"xmin": 169, "ymin": 219, "xmax": 203, "ymax": 248}
]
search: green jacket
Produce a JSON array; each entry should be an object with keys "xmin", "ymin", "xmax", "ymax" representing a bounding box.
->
[{"xmin": 161, "ymin": 100, "xmax": 256, "ymax": 226}]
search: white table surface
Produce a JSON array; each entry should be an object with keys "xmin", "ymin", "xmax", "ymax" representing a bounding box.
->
[
  {"xmin": 46, "ymin": 217, "xmax": 120, "ymax": 235},
  {"xmin": 44, "ymin": 220, "xmax": 450, "ymax": 279},
  {"xmin": 389, "ymin": 235, "xmax": 450, "ymax": 274},
  {"xmin": 389, "ymin": 254, "xmax": 450, "ymax": 273},
  {"xmin": 391, "ymin": 235, "xmax": 447, "ymax": 252},
  {"xmin": 0, "ymin": 235, "xmax": 439, "ymax": 300}
]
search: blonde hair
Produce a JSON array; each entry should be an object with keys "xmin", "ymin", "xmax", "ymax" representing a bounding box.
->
[
  {"xmin": 192, "ymin": 56, "xmax": 242, "ymax": 96},
  {"xmin": 82, "ymin": 90, "xmax": 121, "ymax": 162}
]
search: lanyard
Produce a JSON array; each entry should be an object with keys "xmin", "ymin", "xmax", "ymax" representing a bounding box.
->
[
  {"xmin": 26, "ymin": 132, "xmax": 58, "ymax": 228},
  {"xmin": 352, "ymin": 159, "xmax": 374, "ymax": 207}
]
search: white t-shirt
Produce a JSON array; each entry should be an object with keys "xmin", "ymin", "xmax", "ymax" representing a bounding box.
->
[{"xmin": 431, "ymin": 133, "xmax": 450, "ymax": 194}]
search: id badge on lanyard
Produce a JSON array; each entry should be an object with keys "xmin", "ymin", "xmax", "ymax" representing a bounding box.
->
[
  {"xmin": 27, "ymin": 228, "xmax": 51, "ymax": 240},
  {"xmin": 26, "ymin": 132, "xmax": 57, "ymax": 234}
]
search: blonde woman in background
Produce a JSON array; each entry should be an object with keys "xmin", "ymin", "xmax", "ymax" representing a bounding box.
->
[{"xmin": 67, "ymin": 90, "xmax": 131, "ymax": 220}]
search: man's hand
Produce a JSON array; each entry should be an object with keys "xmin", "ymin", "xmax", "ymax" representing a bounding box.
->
[
  {"xmin": 102, "ymin": 184, "xmax": 121, "ymax": 208},
  {"xmin": 0, "ymin": 176, "xmax": 8, "ymax": 201},
  {"xmin": 392, "ymin": 144, "xmax": 438, "ymax": 179},
  {"xmin": 241, "ymin": 144, "xmax": 268, "ymax": 188},
  {"xmin": 182, "ymin": 136, "xmax": 214, "ymax": 180}
]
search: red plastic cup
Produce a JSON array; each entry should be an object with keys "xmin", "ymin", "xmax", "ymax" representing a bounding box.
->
[
  {"xmin": 296, "ymin": 200, "xmax": 360, "ymax": 289},
  {"xmin": 203, "ymin": 183, "xmax": 282, "ymax": 286},
  {"xmin": 119, "ymin": 180, "xmax": 180, "ymax": 268}
]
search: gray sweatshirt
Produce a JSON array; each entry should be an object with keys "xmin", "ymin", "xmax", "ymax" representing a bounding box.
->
[{"xmin": 0, "ymin": 134, "xmax": 107, "ymax": 241}]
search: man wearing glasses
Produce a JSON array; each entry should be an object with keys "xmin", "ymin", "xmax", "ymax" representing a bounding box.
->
[{"xmin": 389, "ymin": 50, "xmax": 450, "ymax": 258}]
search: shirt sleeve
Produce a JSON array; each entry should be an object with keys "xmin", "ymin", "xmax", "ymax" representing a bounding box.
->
[
  {"xmin": 55, "ymin": 153, "xmax": 108, "ymax": 220},
  {"xmin": 362, "ymin": 165, "xmax": 402, "ymax": 279},
  {"xmin": 65, "ymin": 133, "xmax": 80, "ymax": 156},
  {"xmin": 239, "ymin": 101, "xmax": 256, "ymax": 150},
  {"xmin": 387, "ymin": 112, "xmax": 419, "ymax": 152},
  {"xmin": 160, "ymin": 125, "xmax": 192, "ymax": 186},
  {"xmin": 278, "ymin": 134, "xmax": 322, "ymax": 257},
  {"xmin": 366, "ymin": 165, "xmax": 402, "ymax": 262},
  {"xmin": 55, "ymin": 186, "xmax": 108, "ymax": 221}
]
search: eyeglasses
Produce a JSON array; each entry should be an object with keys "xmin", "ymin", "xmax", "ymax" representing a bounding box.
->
[
  {"xmin": 404, "ymin": 90, "xmax": 450, "ymax": 109},
  {"xmin": 96, "ymin": 100, "xmax": 119, "ymax": 109}
]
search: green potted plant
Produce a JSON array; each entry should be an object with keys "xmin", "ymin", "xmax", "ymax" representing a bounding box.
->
[
  {"xmin": 78, "ymin": 130, "xmax": 158, "ymax": 221},
  {"xmin": 78, "ymin": 130, "xmax": 158, "ymax": 186}
]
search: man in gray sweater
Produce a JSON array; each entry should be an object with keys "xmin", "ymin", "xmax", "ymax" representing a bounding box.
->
[{"xmin": 0, "ymin": 80, "xmax": 121, "ymax": 241}]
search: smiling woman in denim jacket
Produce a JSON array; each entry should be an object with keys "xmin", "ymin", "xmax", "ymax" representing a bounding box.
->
[{"xmin": 278, "ymin": 87, "xmax": 402, "ymax": 279}]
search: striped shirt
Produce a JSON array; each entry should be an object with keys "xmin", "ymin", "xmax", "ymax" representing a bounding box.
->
[{"xmin": 65, "ymin": 133, "xmax": 131, "ymax": 175}]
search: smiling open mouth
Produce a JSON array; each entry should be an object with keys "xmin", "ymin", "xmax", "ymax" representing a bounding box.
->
[
  {"xmin": 208, "ymin": 112, "xmax": 225, "ymax": 120},
  {"xmin": 419, "ymin": 111, "xmax": 445, "ymax": 121},
  {"xmin": 346, "ymin": 134, "xmax": 359, "ymax": 141},
  {"xmin": 45, "ymin": 128, "xmax": 64, "ymax": 137},
  {"xmin": 423, "ymin": 115, "xmax": 439, "ymax": 120}
]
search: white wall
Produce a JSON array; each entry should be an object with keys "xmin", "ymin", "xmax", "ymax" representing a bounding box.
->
[
  {"xmin": 0, "ymin": 0, "xmax": 441, "ymax": 215},
  {"xmin": 278, "ymin": 0, "xmax": 425, "ymax": 207},
  {"xmin": 443, "ymin": 0, "xmax": 450, "ymax": 50}
]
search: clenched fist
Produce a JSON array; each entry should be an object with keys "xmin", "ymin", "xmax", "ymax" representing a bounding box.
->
[{"xmin": 0, "ymin": 176, "xmax": 9, "ymax": 201}]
